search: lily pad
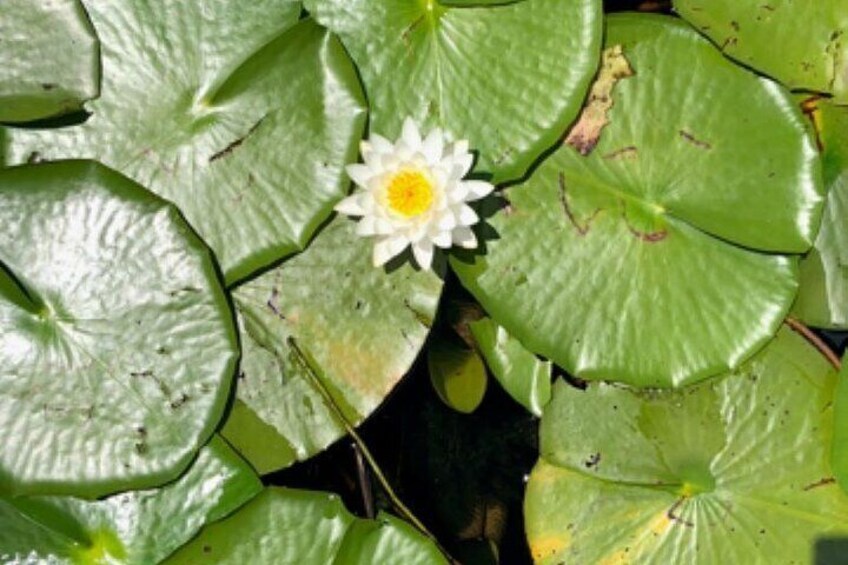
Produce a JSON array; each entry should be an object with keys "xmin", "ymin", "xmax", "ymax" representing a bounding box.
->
[
  {"xmin": 0, "ymin": 161, "xmax": 238, "ymax": 497},
  {"xmin": 0, "ymin": 0, "xmax": 100, "ymax": 123},
  {"xmin": 2, "ymin": 4, "xmax": 367, "ymax": 284},
  {"xmin": 441, "ymin": 0, "xmax": 523, "ymax": 5},
  {"xmin": 165, "ymin": 488, "xmax": 448, "ymax": 564},
  {"xmin": 428, "ymin": 333, "xmax": 488, "ymax": 414},
  {"xmin": 221, "ymin": 217, "xmax": 442, "ymax": 474},
  {"xmin": 452, "ymin": 14, "xmax": 823, "ymax": 387},
  {"xmin": 302, "ymin": 0, "xmax": 602, "ymax": 184},
  {"xmin": 469, "ymin": 317, "xmax": 551, "ymax": 416},
  {"xmin": 0, "ymin": 437, "xmax": 261, "ymax": 564},
  {"xmin": 834, "ymin": 358, "xmax": 848, "ymax": 495},
  {"xmin": 525, "ymin": 327, "xmax": 848, "ymax": 564},
  {"xmin": 674, "ymin": 0, "xmax": 848, "ymax": 102},
  {"xmin": 793, "ymin": 99, "xmax": 848, "ymax": 328}
]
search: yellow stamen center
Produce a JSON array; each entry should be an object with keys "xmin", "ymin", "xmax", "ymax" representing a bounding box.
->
[{"xmin": 386, "ymin": 170, "xmax": 434, "ymax": 218}]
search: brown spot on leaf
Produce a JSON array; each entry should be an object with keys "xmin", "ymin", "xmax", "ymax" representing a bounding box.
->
[
  {"xmin": 802, "ymin": 477, "xmax": 836, "ymax": 491},
  {"xmin": 565, "ymin": 45, "xmax": 635, "ymax": 156},
  {"xmin": 266, "ymin": 288, "xmax": 286, "ymax": 321},
  {"xmin": 558, "ymin": 173, "xmax": 602, "ymax": 236},
  {"xmin": 602, "ymin": 146, "xmax": 639, "ymax": 160},
  {"xmin": 678, "ymin": 130, "xmax": 712, "ymax": 150},
  {"xmin": 209, "ymin": 116, "xmax": 266, "ymax": 162},
  {"xmin": 621, "ymin": 202, "xmax": 667, "ymax": 243},
  {"xmin": 667, "ymin": 497, "xmax": 694, "ymax": 527}
]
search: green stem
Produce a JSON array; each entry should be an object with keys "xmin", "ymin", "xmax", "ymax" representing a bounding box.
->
[{"xmin": 287, "ymin": 337, "xmax": 454, "ymax": 562}]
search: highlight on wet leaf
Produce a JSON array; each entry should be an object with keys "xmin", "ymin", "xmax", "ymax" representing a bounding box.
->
[{"xmin": 335, "ymin": 117, "xmax": 494, "ymax": 270}]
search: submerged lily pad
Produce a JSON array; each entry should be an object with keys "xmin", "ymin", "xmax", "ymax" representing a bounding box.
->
[
  {"xmin": 303, "ymin": 0, "xmax": 602, "ymax": 183},
  {"xmin": 453, "ymin": 14, "xmax": 823, "ymax": 387},
  {"xmin": 428, "ymin": 333, "xmax": 488, "ymax": 414},
  {"xmin": 165, "ymin": 488, "xmax": 448, "ymax": 564},
  {"xmin": 3, "ymin": 3, "xmax": 366, "ymax": 284},
  {"xmin": 794, "ymin": 99, "xmax": 848, "ymax": 328},
  {"xmin": 674, "ymin": 0, "xmax": 848, "ymax": 102},
  {"xmin": 0, "ymin": 0, "xmax": 100, "ymax": 123},
  {"xmin": 221, "ymin": 217, "xmax": 442, "ymax": 474},
  {"xmin": 0, "ymin": 161, "xmax": 238, "ymax": 497},
  {"xmin": 525, "ymin": 327, "xmax": 848, "ymax": 564},
  {"xmin": 0, "ymin": 437, "xmax": 261, "ymax": 564}
]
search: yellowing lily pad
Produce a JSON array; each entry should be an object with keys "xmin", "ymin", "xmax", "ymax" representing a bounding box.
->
[
  {"xmin": 525, "ymin": 327, "xmax": 848, "ymax": 564},
  {"xmin": 221, "ymin": 217, "xmax": 442, "ymax": 474}
]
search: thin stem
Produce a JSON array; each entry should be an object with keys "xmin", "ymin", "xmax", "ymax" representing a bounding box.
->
[
  {"xmin": 287, "ymin": 337, "xmax": 454, "ymax": 562},
  {"xmin": 785, "ymin": 316, "xmax": 841, "ymax": 371},
  {"xmin": 352, "ymin": 442, "xmax": 375, "ymax": 519}
]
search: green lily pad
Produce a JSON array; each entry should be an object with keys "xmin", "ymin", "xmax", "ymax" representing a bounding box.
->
[
  {"xmin": 452, "ymin": 14, "xmax": 823, "ymax": 387},
  {"xmin": 834, "ymin": 358, "xmax": 848, "ymax": 495},
  {"xmin": 441, "ymin": 0, "xmax": 523, "ymax": 5},
  {"xmin": 0, "ymin": 437, "xmax": 261, "ymax": 564},
  {"xmin": 674, "ymin": 0, "xmax": 848, "ymax": 102},
  {"xmin": 0, "ymin": 0, "xmax": 100, "ymax": 123},
  {"xmin": 221, "ymin": 217, "xmax": 442, "ymax": 474},
  {"xmin": 164, "ymin": 488, "xmax": 448, "ymax": 564},
  {"xmin": 2, "ymin": 5, "xmax": 367, "ymax": 284},
  {"xmin": 0, "ymin": 161, "xmax": 238, "ymax": 497},
  {"xmin": 525, "ymin": 327, "xmax": 848, "ymax": 564},
  {"xmin": 794, "ymin": 99, "xmax": 848, "ymax": 328},
  {"xmin": 469, "ymin": 317, "xmax": 551, "ymax": 416},
  {"xmin": 428, "ymin": 333, "xmax": 488, "ymax": 414},
  {"xmin": 302, "ymin": 0, "xmax": 602, "ymax": 184}
]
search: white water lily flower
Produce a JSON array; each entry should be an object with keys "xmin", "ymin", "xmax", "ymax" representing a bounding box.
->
[{"xmin": 335, "ymin": 117, "xmax": 495, "ymax": 270}]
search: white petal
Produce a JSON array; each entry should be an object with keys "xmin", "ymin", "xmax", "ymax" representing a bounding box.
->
[
  {"xmin": 334, "ymin": 194, "xmax": 365, "ymax": 216},
  {"xmin": 370, "ymin": 134, "xmax": 394, "ymax": 155},
  {"xmin": 374, "ymin": 217, "xmax": 395, "ymax": 235},
  {"xmin": 452, "ymin": 226, "xmax": 478, "ymax": 249},
  {"xmin": 457, "ymin": 204, "xmax": 479, "ymax": 226},
  {"xmin": 431, "ymin": 230, "xmax": 452, "ymax": 248},
  {"xmin": 407, "ymin": 222, "xmax": 429, "ymax": 243},
  {"xmin": 395, "ymin": 141, "xmax": 415, "ymax": 161},
  {"xmin": 356, "ymin": 215, "xmax": 380, "ymax": 236},
  {"xmin": 401, "ymin": 117, "xmax": 423, "ymax": 151},
  {"xmin": 422, "ymin": 128, "xmax": 444, "ymax": 164},
  {"xmin": 436, "ymin": 210, "xmax": 458, "ymax": 231},
  {"xmin": 373, "ymin": 235, "xmax": 408, "ymax": 267},
  {"xmin": 346, "ymin": 164, "xmax": 373, "ymax": 187},
  {"xmin": 462, "ymin": 180, "xmax": 495, "ymax": 201},
  {"xmin": 380, "ymin": 153, "xmax": 402, "ymax": 171},
  {"xmin": 444, "ymin": 180, "xmax": 469, "ymax": 204},
  {"xmin": 442, "ymin": 153, "xmax": 474, "ymax": 180},
  {"xmin": 412, "ymin": 239, "xmax": 435, "ymax": 270},
  {"xmin": 452, "ymin": 139, "xmax": 470, "ymax": 157}
]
